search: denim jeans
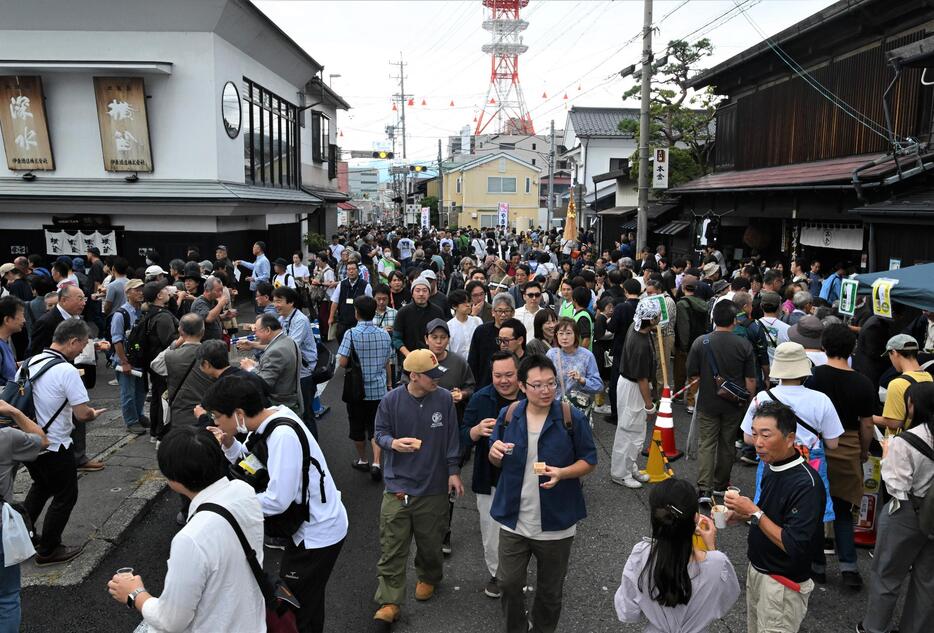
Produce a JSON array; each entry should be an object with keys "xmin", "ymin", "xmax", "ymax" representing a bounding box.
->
[
  {"xmin": 831, "ymin": 496, "xmax": 858, "ymax": 572},
  {"xmin": 115, "ymin": 371, "xmax": 146, "ymax": 426},
  {"xmin": 0, "ymin": 523, "xmax": 22, "ymax": 633}
]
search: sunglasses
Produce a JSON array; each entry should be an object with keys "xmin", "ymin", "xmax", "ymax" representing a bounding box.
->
[
  {"xmin": 525, "ymin": 292, "xmax": 541, "ymax": 298},
  {"xmin": 495, "ymin": 337, "xmax": 516, "ymax": 345}
]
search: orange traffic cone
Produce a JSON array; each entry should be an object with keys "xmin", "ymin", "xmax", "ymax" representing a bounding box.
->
[
  {"xmin": 655, "ymin": 386, "xmax": 683, "ymax": 460},
  {"xmin": 640, "ymin": 430, "xmax": 673, "ymax": 483}
]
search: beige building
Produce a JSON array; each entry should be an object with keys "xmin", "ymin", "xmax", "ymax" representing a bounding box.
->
[{"xmin": 442, "ymin": 152, "xmax": 542, "ymax": 230}]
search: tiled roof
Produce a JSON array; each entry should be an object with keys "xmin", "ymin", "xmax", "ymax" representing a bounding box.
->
[{"xmin": 568, "ymin": 107, "xmax": 639, "ymax": 138}]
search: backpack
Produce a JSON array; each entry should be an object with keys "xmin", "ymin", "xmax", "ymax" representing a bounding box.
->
[
  {"xmin": 102, "ymin": 307, "xmax": 131, "ymax": 348},
  {"xmin": 502, "ymin": 400, "xmax": 574, "ymax": 437},
  {"xmin": 895, "ymin": 430, "xmax": 934, "ymax": 539},
  {"xmin": 126, "ymin": 309, "xmax": 176, "ymax": 369},
  {"xmin": 0, "ymin": 352, "xmax": 68, "ymax": 430}
]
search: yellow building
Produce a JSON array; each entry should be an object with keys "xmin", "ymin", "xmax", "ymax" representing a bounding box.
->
[{"xmin": 441, "ymin": 153, "xmax": 542, "ymax": 230}]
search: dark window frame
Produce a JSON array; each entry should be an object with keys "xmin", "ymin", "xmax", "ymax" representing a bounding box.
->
[{"xmin": 242, "ymin": 77, "xmax": 300, "ymax": 189}]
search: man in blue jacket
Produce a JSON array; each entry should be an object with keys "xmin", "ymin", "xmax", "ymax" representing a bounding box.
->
[
  {"xmin": 488, "ymin": 354, "xmax": 597, "ymax": 633},
  {"xmin": 461, "ymin": 350, "xmax": 524, "ymax": 600}
]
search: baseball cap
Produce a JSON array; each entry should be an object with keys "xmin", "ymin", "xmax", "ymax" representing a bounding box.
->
[
  {"xmin": 145, "ymin": 264, "xmax": 167, "ymax": 279},
  {"xmin": 274, "ymin": 257, "xmax": 288, "ymax": 268},
  {"xmin": 125, "ymin": 279, "xmax": 144, "ymax": 291},
  {"xmin": 420, "ymin": 269, "xmax": 437, "ymax": 280},
  {"xmin": 72, "ymin": 257, "xmax": 85, "ymax": 270},
  {"xmin": 425, "ymin": 318, "xmax": 450, "ymax": 335},
  {"xmin": 403, "ymin": 348, "xmax": 447, "ymax": 378},
  {"xmin": 0, "ymin": 263, "xmax": 15, "ymax": 275},
  {"xmin": 215, "ymin": 245, "xmax": 228, "ymax": 252},
  {"xmin": 883, "ymin": 334, "xmax": 919, "ymax": 356}
]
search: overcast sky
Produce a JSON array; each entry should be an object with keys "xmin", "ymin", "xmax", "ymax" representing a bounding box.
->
[{"xmin": 256, "ymin": 0, "xmax": 837, "ymax": 164}]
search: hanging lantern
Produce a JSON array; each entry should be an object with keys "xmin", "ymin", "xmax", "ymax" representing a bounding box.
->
[
  {"xmin": 563, "ymin": 93, "xmax": 568, "ymax": 100},
  {"xmin": 421, "ymin": 98, "xmax": 427, "ymax": 106},
  {"xmin": 449, "ymin": 100, "xmax": 455, "ymax": 107},
  {"xmin": 407, "ymin": 98, "xmax": 415, "ymax": 106},
  {"xmin": 542, "ymin": 91, "xmax": 547, "ymax": 99},
  {"xmin": 339, "ymin": 130, "xmax": 343, "ymax": 137},
  {"xmin": 473, "ymin": 114, "xmax": 478, "ymax": 122},
  {"xmin": 577, "ymin": 83, "xmax": 582, "ymax": 91},
  {"xmin": 392, "ymin": 102, "xmax": 397, "ymax": 112},
  {"xmin": 489, "ymin": 97, "xmax": 496, "ymax": 104}
]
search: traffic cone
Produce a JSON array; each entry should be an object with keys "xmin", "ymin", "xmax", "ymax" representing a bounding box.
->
[
  {"xmin": 655, "ymin": 386, "xmax": 683, "ymax": 461},
  {"xmin": 640, "ymin": 430, "xmax": 673, "ymax": 483}
]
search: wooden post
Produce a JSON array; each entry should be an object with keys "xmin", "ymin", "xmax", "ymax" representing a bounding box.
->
[{"xmin": 655, "ymin": 323, "xmax": 669, "ymax": 388}]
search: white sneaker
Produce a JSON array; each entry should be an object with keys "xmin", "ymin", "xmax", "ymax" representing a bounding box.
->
[
  {"xmin": 686, "ymin": 405, "xmax": 694, "ymax": 414},
  {"xmin": 611, "ymin": 476, "xmax": 643, "ymax": 489},
  {"xmin": 593, "ymin": 404, "xmax": 611, "ymax": 415},
  {"xmin": 108, "ymin": 378, "xmax": 119, "ymax": 387},
  {"xmin": 631, "ymin": 470, "xmax": 651, "ymax": 483}
]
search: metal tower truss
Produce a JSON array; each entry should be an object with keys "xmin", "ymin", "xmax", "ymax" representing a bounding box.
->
[{"xmin": 475, "ymin": 0, "xmax": 534, "ymax": 136}]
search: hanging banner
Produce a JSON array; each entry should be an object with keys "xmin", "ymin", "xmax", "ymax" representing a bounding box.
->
[
  {"xmin": 871, "ymin": 277, "xmax": 898, "ymax": 319},
  {"xmin": 799, "ymin": 225, "xmax": 864, "ymax": 251},
  {"xmin": 0, "ymin": 76, "xmax": 55, "ymax": 171},
  {"xmin": 420, "ymin": 207, "xmax": 430, "ymax": 231},
  {"xmin": 44, "ymin": 230, "xmax": 117, "ymax": 256},
  {"xmin": 497, "ymin": 201, "xmax": 509, "ymax": 228},
  {"xmin": 93, "ymin": 77, "xmax": 153, "ymax": 172},
  {"xmin": 838, "ymin": 278, "xmax": 859, "ymax": 316},
  {"xmin": 653, "ymin": 148, "xmax": 669, "ymax": 189}
]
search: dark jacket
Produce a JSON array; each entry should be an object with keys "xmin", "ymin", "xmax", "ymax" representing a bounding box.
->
[
  {"xmin": 335, "ymin": 277, "xmax": 369, "ymax": 326},
  {"xmin": 392, "ymin": 301, "xmax": 445, "ymax": 354},
  {"xmin": 607, "ymin": 298, "xmax": 639, "ymax": 369},
  {"xmin": 27, "ymin": 307, "xmax": 65, "ymax": 357},
  {"xmin": 676, "ymin": 295, "xmax": 709, "ymax": 352},
  {"xmin": 467, "ymin": 321, "xmax": 501, "ymax": 389},
  {"xmin": 460, "ymin": 384, "xmax": 521, "ymax": 494}
]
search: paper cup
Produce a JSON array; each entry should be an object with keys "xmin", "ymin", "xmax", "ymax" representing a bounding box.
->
[
  {"xmin": 725, "ymin": 486, "xmax": 741, "ymax": 502},
  {"xmin": 711, "ymin": 505, "xmax": 728, "ymax": 529},
  {"xmin": 533, "ymin": 462, "xmax": 546, "ymax": 475}
]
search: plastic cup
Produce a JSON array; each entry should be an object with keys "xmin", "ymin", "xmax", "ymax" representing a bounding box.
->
[
  {"xmin": 504, "ymin": 443, "xmax": 515, "ymax": 455},
  {"xmin": 711, "ymin": 505, "xmax": 728, "ymax": 529},
  {"xmin": 116, "ymin": 567, "xmax": 134, "ymax": 578},
  {"xmin": 724, "ymin": 486, "xmax": 741, "ymax": 502}
]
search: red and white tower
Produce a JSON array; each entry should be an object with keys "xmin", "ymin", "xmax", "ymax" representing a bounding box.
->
[{"xmin": 475, "ymin": 0, "xmax": 534, "ymax": 135}]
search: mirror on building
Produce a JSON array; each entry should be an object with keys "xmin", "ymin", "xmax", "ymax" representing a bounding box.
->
[{"xmin": 222, "ymin": 81, "xmax": 241, "ymax": 139}]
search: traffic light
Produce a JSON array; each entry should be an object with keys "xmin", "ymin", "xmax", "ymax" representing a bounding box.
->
[
  {"xmin": 372, "ymin": 151, "xmax": 394, "ymax": 159},
  {"xmin": 409, "ymin": 165, "xmax": 427, "ymax": 172}
]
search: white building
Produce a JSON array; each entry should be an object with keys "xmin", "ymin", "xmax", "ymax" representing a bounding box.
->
[
  {"xmin": 347, "ymin": 167, "xmax": 380, "ymax": 199},
  {"xmin": 0, "ymin": 0, "xmax": 349, "ymax": 266}
]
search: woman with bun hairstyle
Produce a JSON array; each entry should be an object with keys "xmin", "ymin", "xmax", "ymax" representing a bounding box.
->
[{"xmin": 615, "ymin": 478, "xmax": 740, "ymax": 632}]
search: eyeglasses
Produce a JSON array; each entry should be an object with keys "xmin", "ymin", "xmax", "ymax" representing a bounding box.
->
[
  {"xmin": 525, "ymin": 292, "xmax": 541, "ymax": 298},
  {"xmin": 525, "ymin": 381, "xmax": 557, "ymax": 392},
  {"xmin": 493, "ymin": 308, "xmax": 514, "ymax": 315},
  {"xmin": 495, "ymin": 337, "xmax": 516, "ymax": 345}
]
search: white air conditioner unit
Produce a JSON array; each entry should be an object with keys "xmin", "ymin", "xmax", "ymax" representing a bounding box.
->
[{"xmin": 471, "ymin": 213, "xmax": 478, "ymax": 218}]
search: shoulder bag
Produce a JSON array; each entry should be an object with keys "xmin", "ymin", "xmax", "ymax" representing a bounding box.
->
[
  {"xmin": 341, "ymin": 331, "xmax": 366, "ymax": 403},
  {"xmin": 197, "ymin": 502, "xmax": 300, "ymax": 633},
  {"xmin": 161, "ymin": 356, "xmax": 198, "ymax": 428},
  {"xmin": 702, "ymin": 337, "xmax": 750, "ymax": 406}
]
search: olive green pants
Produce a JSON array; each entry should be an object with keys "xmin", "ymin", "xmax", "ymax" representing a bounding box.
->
[{"xmin": 374, "ymin": 492, "xmax": 449, "ymax": 606}]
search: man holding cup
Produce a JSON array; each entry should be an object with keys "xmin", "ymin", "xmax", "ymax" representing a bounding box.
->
[{"xmin": 372, "ymin": 349, "xmax": 464, "ymax": 625}]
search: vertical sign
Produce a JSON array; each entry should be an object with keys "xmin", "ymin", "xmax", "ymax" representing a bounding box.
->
[
  {"xmin": 0, "ymin": 76, "xmax": 55, "ymax": 170},
  {"xmin": 838, "ymin": 278, "xmax": 859, "ymax": 316},
  {"xmin": 93, "ymin": 77, "xmax": 153, "ymax": 172},
  {"xmin": 460, "ymin": 125, "xmax": 471, "ymax": 156},
  {"xmin": 871, "ymin": 278, "xmax": 898, "ymax": 319},
  {"xmin": 653, "ymin": 148, "xmax": 669, "ymax": 189},
  {"xmin": 498, "ymin": 201, "xmax": 509, "ymax": 228},
  {"xmin": 420, "ymin": 207, "xmax": 430, "ymax": 231}
]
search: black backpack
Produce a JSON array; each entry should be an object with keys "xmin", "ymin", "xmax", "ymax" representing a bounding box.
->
[
  {"xmin": 0, "ymin": 352, "xmax": 68, "ymax": 429},
  {"xmin": 102, "ymin": 307, "xmax": 130, "ymax": 347}
]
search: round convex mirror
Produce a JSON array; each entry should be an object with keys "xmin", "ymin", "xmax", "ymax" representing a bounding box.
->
[{"xmin": 222, "ymin": 81, "xmax": 241, "ymax": 139}]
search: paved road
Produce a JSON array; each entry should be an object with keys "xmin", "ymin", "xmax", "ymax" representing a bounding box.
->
[{"xmin": 23, "ymin": 371, "xmax": 882, "ymax": 632}]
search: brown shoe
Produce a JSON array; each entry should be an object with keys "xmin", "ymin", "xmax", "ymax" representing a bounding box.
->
[
  {"xmin": 35, "ymin": 544, "xmax": 84, "ymax": 566},
  {"xmin": 415, "ymin": 581, "xmax": 434, "ymax": 601},
  {"xmin": 373, "ymin": 604, "xmax": 400, "ymax": 623},
  {"xmin": 77, "ymin": 460, "xmax": 105, "ymax": 472}
]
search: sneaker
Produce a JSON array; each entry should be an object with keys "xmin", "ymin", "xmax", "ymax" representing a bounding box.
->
[
  {"xmin": 351, "ymin": 458, "xmax": 370, "ymax": 472},
  {"xmin": 35, "ymin": 544, "xmax": 84, "ymax": 566},
  {"xmin": 484, "ymin": 576, "xmax": 502, "ymax": 598},
  {"xmin": 126, "ymin": 423, "xmax": 146, "ymax": 435},
  {"xmin": 631, "ymin": 470, "xmax": 651, "ymax": 483},
  {"xmin": 370, "ymin": 464, "xmax": 383, "ymax": 482},
  {"xmin": 593, "ymin": 404, "xmax": 611, "ymax": 415},
  {"xmin": 138, "ymin": 415, "xmax": 151, "ymax": 429},
  {"xmin": 442, "ymin": 531, "xmax": 452, "ymax": 556},
  {"xmin": 415, "ymin": 581, "xmax": 435, "ymax": 601},
  {"xmin": 823, "ymin": 538, "xmax": 836, "ymax": 556},
  {"xmin": 611, "ymin": 476, "xmax": 642, "ymax": 489},
  {"xmin": 685, "ymin": 405, "xmax": 694, "ymax": 414},
  {"xmin": 740, "ymin": 454, "xmax": 758, "ymax": 465},
  {"xmin": 734, "ymin": 440, "xmax": 744, "ymax": 449},
  {"xmin": 841, "ymin": 570, "xmax": 863, "ymax": 590},
  {"xmin": 149, "ymin": 435, "xmax": 158, "ymax": 444},
  {"xmin": 108, "ymin": 378, "xmax": 119, "ymax": 387},
  {"xmin": 373, "ymin": 604, "xmax": 400, "ymax": 623},
  {"xmin": 176, "ymin": 511, "xmax": 187, "ymax": 526},
  {"xmin": 698, "ymin": 491, "xmax": 713, "ymax": 505},
  {"xmin": 77, "ymin": 459, "xmax": 105, "ymax": 472}
]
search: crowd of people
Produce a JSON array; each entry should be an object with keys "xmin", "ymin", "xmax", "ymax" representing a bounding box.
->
[{"xmin": 0, "ymin": 224, "xmax": 932, "ymax": 633}]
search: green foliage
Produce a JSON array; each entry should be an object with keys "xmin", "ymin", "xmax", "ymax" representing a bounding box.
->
[
  {"xmin": 303, "ymin": 232, "xmax": 328, "ymax": 254},
  {"xmin": 629, "ymin": 147, "xmax": 703, "ymax": 189},
  {"xmin": 620, "ymin": 38, "xmax": 719, "ymax": 177}
]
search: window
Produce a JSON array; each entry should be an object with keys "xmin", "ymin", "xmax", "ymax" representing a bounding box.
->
[
  {"xmin": 487, "ymin": 176, "xmax": 517, "ymax": 193},
  {"xmin": 531, "ymin": 158, "xmax": 536, "ymax": 166},
  {"xmin": 525, "ymin": 177, "xmax": 531, "ymax": 193},
  {"xmin": 498, "ymin": 158, "xmax": 506, "ymax": 173},
  {"xmin": 243, "ymin": 78, "xmax": 300, "ymax": 189},
  {"xmin": 312, "ymin": 112, "xmax": 330, "ymax": 163},
  {"xmin": 499, "ymin": 142, "xmax": 515, "ymax": 150},
  {"xmin": 532, "ymin": 143, "xmax": 536, "ymax": 150},
  {"xmin": 480, "ymin": 213, "xmax": 497, "ymax": 228},
  {"xmin": 456, "ymin": 177, "xmax": 462, "ymax": 193}
]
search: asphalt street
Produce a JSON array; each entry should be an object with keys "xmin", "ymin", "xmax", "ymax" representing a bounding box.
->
[{"xmin": 22, "ymin": 366, "xmax": 884, "ymax": 633}]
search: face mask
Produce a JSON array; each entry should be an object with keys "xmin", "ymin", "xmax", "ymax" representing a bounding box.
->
[
  {"xmin": 145, "ymin": 258, "xmax": 152, "ymax": 266},
  {"xmin": 384, "ymin": 252, "xmax": 391, "ymax": 258},
  {"xmin": 235, "ymin": 413, "xmax": 248, "ymax": 435}
]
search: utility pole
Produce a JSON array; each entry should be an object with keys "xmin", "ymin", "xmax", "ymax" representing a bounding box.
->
[
  {"xmin": 636, "ymin": 0, "xmax": 653, "ymax": 252},
  {"xmin": 547, "ymin": 119, "xmax": 555, "ymax": 227},
  {"xmin": 438, "ymin": 138, "xmax": 444, "ymax": 228},
  {"xmin": 391, "ymin": 54, "xmax": 411, "ymax": 223}
]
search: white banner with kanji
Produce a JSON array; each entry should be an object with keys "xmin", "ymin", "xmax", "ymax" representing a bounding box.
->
[{"xmin": 45, "ymin": 230, "xmax": 117, "ymax": 256}]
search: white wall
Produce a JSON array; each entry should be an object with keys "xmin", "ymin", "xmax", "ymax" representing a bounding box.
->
[{"xmin": 581, "ymin": 138, "xmax": 637, "ymax": 195}]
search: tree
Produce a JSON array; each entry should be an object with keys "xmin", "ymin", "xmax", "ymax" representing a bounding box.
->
[{"xmin": 620, "ymin": 38, "xmax": 719, "ymax": 185}]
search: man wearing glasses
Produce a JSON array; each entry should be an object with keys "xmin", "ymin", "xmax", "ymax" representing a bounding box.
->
[
  {"xmin": 488, "ymin": 354, "xmax": 597, "ymax": 633},
  {"xmin": 497, "ymin": 319, "xmax": 527, "ymax": 360},
  {"xmin": 469, "ymin": 293, "xmax": 517, "ymax": 389},
  {"xmin": 514, "ymin": 280, "xmax": 544, "ymax": 336}
]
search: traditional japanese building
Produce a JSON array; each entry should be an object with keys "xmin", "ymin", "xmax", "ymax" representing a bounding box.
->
[{"xmin": 0, "ymin": 0, "xmax": 348, "ymax": 266}]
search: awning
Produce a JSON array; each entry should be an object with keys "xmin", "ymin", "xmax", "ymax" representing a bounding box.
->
[
  {"xmin": 655, "ymin": 220, "xmax": 691, "ymax": 236},
  {"xmin": 597, "ymin": 202, "xmax": 677, "ymax": 219},
  {"xmin": 849, "ymin": 189, "xmax": 934, "ymax": 220},
  {"xmin": 301, "ymin": 186, "xmax": 350, "ymax": 202},
  {"xmin": 337, "ymin": 201, "xmax": 358, "ymax": 211},
  {"xmin": 619, "ymin": 218, "xmax": 638, "ymax": 231}
]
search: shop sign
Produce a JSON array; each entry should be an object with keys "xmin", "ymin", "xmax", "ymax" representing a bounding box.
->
[
  {"xmin": 870, "ymin": 278, "xmax": 898, "ymax": 319},
  {"xmin": 93, "ymin": 77, "xmax": 153, "ymax": 172},
  {"xmin": 0, "ymin": 76, "xmax": 55, "ymax": 170},
  {"xmin": 838, "ymin": 279, "xmax": 859, "ymax": 316}
]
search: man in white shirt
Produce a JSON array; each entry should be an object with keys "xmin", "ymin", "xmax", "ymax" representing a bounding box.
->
[
  {"xmin": 397, "ymin": 234, "xmax": 415, "ymax": 271},
  {"xmin": 205, "ymin": 375, "xmax": 348, "ymax": 633},
  {"xmin": 447, "ymin": 289, "xmax": 482, "ymax": 359},
  {"xmin": 21, "ymin": 319, "xmax": 106, "ymax": 565},
  {"xmin": 758, "ymin": 291, "xmax": 791, "ymax": 364},
  {"xmin": 107, "ymin": 426, "xmax": 266, "ymax": 633},
  {"xmin": 513, "ymin": 279, "xmax": 544, "ymax": 336}
]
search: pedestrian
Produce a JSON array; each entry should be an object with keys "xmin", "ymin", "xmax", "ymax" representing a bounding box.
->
[
  {"xmin": 674, "ymin": 280, "xmax": 708, "ymax": 414},
  {"xmin": 195, "ymin": 339, "xmax": 269, "ymax": 406},
  {"xmin": 611, "ymin": 299, "xmax": 660, "ymax": 489},
  {"xmin": 686, "ymin": 301, "xmax": 757, "ymax": 502},
  {"xmin": 725, "ymin": 401, "xmax": 826, "ymax": 633},
  {"xmin": 271, "ymin": 257, "xmax": 296, "ymax": 289},
  {"xmin": 234, "ymin": 240, "xmax": 271, "ymax": 302},
  {"xmin": 804, "ymin": 323, "xmax": 874, "ymax": 589},
  {"xmin": 239, "ymin": 313, "xmax": 302, "ymax": 415},
  {"xmin": 607, "ymin": 278, "xmax": 643, "ymax": 421},
  {"xmin": 447, "ymin": 288, "xmax": 482, "ymax": 360},
  {"xmin": 614, "ymin": 478, "xmax": 740, "ymax": 632},
  {"xmin": 140, "ymin": 282, "xmax": 179, "ymax": 442},
  {"xmin": 875, "ymin": 334, "xmax": 932, "ymax": 430},
  {"xmin": 371, "ymin": 348, "xmax": 464, "ymax": 625},
  {"xmin": 21, "ymin": 319, "xmax": 106, "ymax": 565},
  {"xmin": 310, "ymin": 252, "xmax": 336, "ymax": 340},
  {"xmin": 514, "ymin": 280, "xmax": 544, "ymax": 335},
  {"xmin": 102, "ymin": 256, "xmax": 129, "ymax": 315},
  {"xmin": 858, "ymin": 382, "xmax": 934, "ymax": 633},
  {"xmin": 337, "ymin": 295, "xmax": 393, "ymax": 480},
  {"xmin": 205, "ymin": 376, "xmax": 348, "ymax": 633},
  {"xmin": 189, "ymin": 276, "xmax": 229, "ymax": 341},
  {"xmin": 0, "ymin": 401, "xmax": 48, "ymax": 631},
  {"xmin": 392, "ymin": 276, "xmax": 444, "ymax": 359},
  {"xmin": 646, "ymin": 279, "xmax": 677, "ymax": 389},
  {"xmin": 110, "ymin": 278, "xmax": 148, "ymax": 435},
  {"xmin": 758, "ymin": 291, "xmax": 791, "ymax": 364},
  {"xmin": 150, "ymin": 313, "xmax": 215, "ymax": 430},
  {"xmin": 106, "ymin": 426, "xmax": 266, "ymax": 632},
  {"xmin": 498, "ymin": 318, "xmax": 527, "ymax": 359},
  {"xmin": 0, "ymin": 296, "xmax": 25, "ymax": 386},
  {"xmin": 818, "ymin": 262, "xmax": 846, "ymax": 304},
  {"xmin": 272, "ymin": 286, "xmax": 318, "ymax": 437},
  {"xmin": 547, "ymin": 317, "xmax": 602, "ymax": 407},
  {"xmin": 328, "ymin": 261, "xmax": 372, "ymax": 343},
  {"xmin": 488, "ymin": 353, "xmax": 597, "ymax": 633},
  {"xmin": 526, "ymin": 307, "xmax": 558, "ymax": 357},
  {"xmin": 570, "ymin": 286, "xmax": 594, "ymax": 351},
  {"xmin": 461, "ymin": 350, "xmax": 524, "ymax": 599}
]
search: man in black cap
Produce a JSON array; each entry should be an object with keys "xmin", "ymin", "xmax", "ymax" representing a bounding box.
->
[
  {"xmin": 272, "ymin": 258, "xmax": 296, "ymax": 289},
  {"xmin": 213, "ymin": 245, "xmax": 235, "ymax": 282}
]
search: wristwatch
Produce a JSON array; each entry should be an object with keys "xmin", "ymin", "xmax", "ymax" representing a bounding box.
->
[
  {"xmin": 750, "ymin": 510, "xmax": 764, "ymax": 526},
  {"xmin": 127, "ymin": 587, "xmax": 147, "ymax": 609}
]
